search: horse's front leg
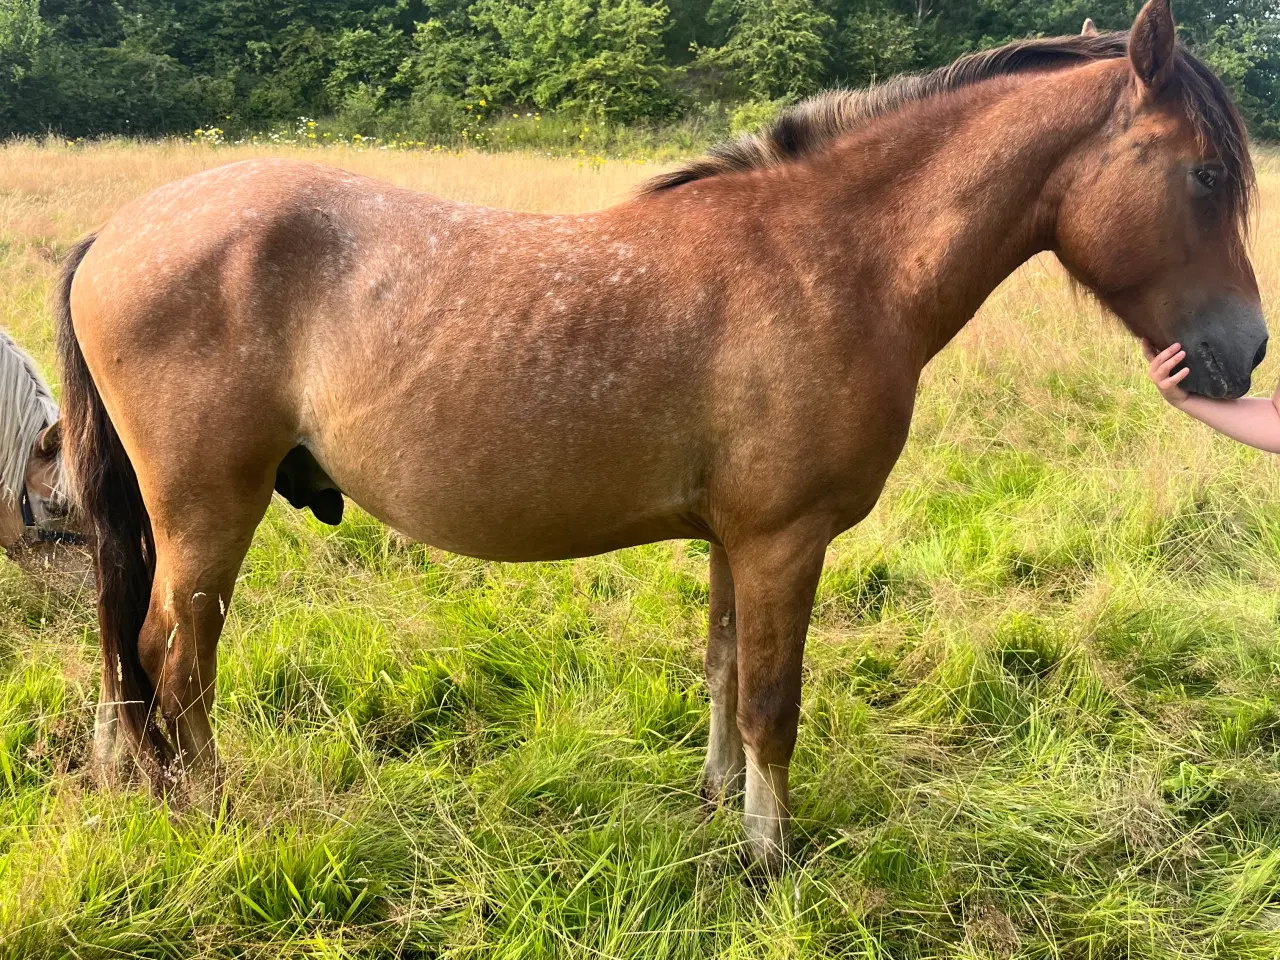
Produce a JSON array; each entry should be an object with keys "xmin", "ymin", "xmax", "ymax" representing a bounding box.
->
[
  {"xmin": 701, "ymin": 542, "xmax": 744, "ymax": 802},
  {"xmin": 730, "ymin": 522, "xmax": 828, "ymax": 870}
]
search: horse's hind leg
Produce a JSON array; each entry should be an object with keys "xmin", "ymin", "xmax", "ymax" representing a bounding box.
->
[
  {"xmin": 730, "ymin": 523, "xmax": 827, "ymax": 869},
  {"xmin": 701, "ymin": 543, "xmax": 744, "ymax": 802},
  {"xmin": 135, "ymin": 479, "xmax": 274, "ymax": 779},
  {"xmin": 92, "ymin": 671, "xmax": 120, "ymax": 784}
]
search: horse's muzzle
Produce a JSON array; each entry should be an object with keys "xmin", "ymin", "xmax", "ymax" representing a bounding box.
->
[{"xmin": 1177, "ymin": 298, "xmax": 1268, "ymax": 400}]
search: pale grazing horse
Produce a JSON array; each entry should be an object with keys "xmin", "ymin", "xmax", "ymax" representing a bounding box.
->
[{"xmin": 0, "ymin": 330, "xmax": 77, "ymax": 553}]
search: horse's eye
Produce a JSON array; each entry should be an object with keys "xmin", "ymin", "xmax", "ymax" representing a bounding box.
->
[{"xmin": 1191, "ymin": 166, "xmax": 1221, "ymax": 197}]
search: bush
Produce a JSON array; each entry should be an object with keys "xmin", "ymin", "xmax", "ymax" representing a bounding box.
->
[{"xmin": 727, "ymin": 98, "xmax": 782, "ymax": 135}]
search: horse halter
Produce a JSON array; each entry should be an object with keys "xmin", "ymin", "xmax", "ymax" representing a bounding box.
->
[{"xmin": 19, "ymin": 482, "xmax": 86, "ymax": 546}]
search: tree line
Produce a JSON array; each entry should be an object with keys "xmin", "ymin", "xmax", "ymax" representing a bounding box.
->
[{"xmin": 1, "ymin": 0, "xmax": 1277, "ymax": 142}]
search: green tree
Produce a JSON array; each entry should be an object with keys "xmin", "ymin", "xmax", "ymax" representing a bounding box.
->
[
  {"xmin": 323, "ymin": 25, "xmax": 410, "ymax": 116},
  {"xmin": 1194, "ymin": 14, "xmax": 1280, "ymax": 139},
  {"xmin": 697, "ymin": 0, "xmax": 835, "ymax": 101},
  {"xmin": 837, "ymin": 8, "xmax": 918, "ymax": 84},
  {"xmin": 0, "ymin": 0, "xmax": 41, "ymax": 72},
  {"xmin": 0, "ymin": 0, "xmax": 41, "ymax": 123},
  {"xmin": 0, "ymin": 0, "xmax": 1277, "ymax": 143},
  {"xmin": 401, "ymin": 15, "xmax": 489, "ymax": 100},
  {"xmin": 471, "ymin": 0, "xmax": 673, "ymax": 121}
]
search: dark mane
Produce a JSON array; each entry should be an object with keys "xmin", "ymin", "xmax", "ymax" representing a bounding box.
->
[{"xmin": 642, "ymin": 30, "xmax": 1253, "ymax": 228}]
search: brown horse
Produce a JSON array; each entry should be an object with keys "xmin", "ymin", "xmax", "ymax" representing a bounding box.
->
[{"xmin": 56, "ymin": 0, "xmax": 1265, "ymax": 867}]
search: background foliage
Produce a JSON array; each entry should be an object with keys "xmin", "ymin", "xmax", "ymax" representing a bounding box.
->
[{"xmin": 0, "ymin": 0, "xmax": 1277, "ymax": 141}]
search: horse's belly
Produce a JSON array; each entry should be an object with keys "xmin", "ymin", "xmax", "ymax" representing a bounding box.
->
[
  {"xmin": 350, "ymin": 476, "xmax": 700, "ymax": 562},
  {"xmin": 310, "ymin": 419, "xmax": 704, "ymax": 562},
  {"xmin": 385, "ymin": 509, "xmax": 698, "ymax": 562}
]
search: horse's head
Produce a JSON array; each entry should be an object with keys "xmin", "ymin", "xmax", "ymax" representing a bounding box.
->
[
  {"xmin": 1054, "ymin": 0, "xmax": 1266, "ymax": 399},
  {"xmin": 26, "ymin": 421, "xmax": 74, "ymax": 524},
  {"xmin": 0, "ymin": 420, "xmax": 81, "ymax": 553}
]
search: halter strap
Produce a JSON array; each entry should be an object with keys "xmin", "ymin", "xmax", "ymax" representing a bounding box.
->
[
  {"xmin": 19, "ymin": 480, "xmax": 86, "ymax": 545},
  {"xmin": 18, "ymin": 482, "xmax": 34, "ymax": 528}
]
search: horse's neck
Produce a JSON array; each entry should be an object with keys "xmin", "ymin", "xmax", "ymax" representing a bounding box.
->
[{"xmin": 800, "ymin": 62, "xmax": 1129, "ymax": 367}]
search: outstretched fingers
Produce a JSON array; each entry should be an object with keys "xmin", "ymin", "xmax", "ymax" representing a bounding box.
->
[
  {"xmin": 1145, "ymin": 340, "xmax": 1180, "ymax": 370},
  {"xmin": 1145, "ymin": 341, "xmax": 1186, "ymax": 380},
  {"xmin": 1159, "ymin": 364, "xmax": 1190, "ymax": 391},
  {"xmin": 1154, "ymin": 345, "xmax": 1187, "ymax": 386},
  {"xmin": 1141, "ymin": 340, "xmax": 1192, "ymax": 406}
]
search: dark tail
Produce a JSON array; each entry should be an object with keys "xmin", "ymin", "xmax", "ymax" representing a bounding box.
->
[{"xmin": 56, "ymin": 234, "xmax": 174, "ymax": 776}]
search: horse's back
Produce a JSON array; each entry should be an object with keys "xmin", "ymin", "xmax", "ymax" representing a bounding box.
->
[
  {"xmin": 75, "ymin": 159, "xmax": 446, "ymax": 331},
  {"xmin": 67, "ymin": 159, "xmax": 729, "ymax": 556}
]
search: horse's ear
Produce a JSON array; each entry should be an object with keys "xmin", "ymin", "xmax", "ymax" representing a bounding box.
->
[
  {"xmin": 1081, "ymin": 17, "xmax": 1098, "ymax": 36},
  {"xmin": 1129, "ymin": 0, "xmax": 1176, "ymax": 93},
  {"xmin": 34, "ymin": 420, "xmax": 61, "ymax": 457}
]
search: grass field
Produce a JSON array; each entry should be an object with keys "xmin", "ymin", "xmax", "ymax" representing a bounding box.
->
[{"xmin": 4, "ymin": 140, "xmax": 1280, "ymax": 959}]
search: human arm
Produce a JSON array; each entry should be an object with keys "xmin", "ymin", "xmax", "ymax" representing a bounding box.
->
[{"xmin": 1143, "ymin": 339, "xmax": 1280, "ymax": 453}]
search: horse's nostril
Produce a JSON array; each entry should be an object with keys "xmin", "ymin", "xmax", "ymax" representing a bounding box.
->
[{"xmin": 1254, "ymin": 338, "xmax": 1269, "ymax": 370}]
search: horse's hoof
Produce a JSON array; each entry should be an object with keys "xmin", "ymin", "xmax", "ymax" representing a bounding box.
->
[
  {"xmin": 741, "ymin": 811, "xmax": 789, "ymax": 874},
  {"xmin": 699, "ymin": 769, "xmax": 745, "ymax": 808},
  {"xmin": 91, "ymin": 759, "xmax": 118, "ymax": 791},
  {"xmin": 740, "ymin": 836, "xmax": 788, "ymax": 876}
]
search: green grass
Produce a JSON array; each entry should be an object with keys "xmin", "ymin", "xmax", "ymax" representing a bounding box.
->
[
  {"xmin": 6, "ymin": 395, "xmax": 1280, "ymax": 959},
  {"xmin": 4, "ymin": 149, "xmax": 1280, "ymax": 957}
]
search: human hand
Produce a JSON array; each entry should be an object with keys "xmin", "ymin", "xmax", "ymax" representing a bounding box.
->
[{"xmin": 1142, "ymin": 339, "xmax": 1190, "ymax": 407}]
